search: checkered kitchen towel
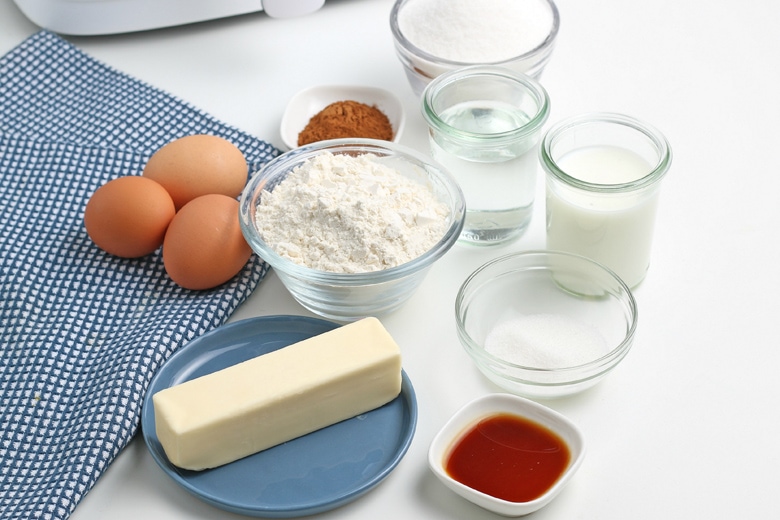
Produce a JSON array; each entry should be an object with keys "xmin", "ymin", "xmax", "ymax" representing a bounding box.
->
[{"xmin": 0, "ymin": 31, "xmax": 279, "ymax": 519}]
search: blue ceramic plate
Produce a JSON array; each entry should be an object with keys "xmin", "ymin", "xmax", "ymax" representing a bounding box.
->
[{"xmin": 141, "ymin": 315, "xmax": 417, "ymax": 518}]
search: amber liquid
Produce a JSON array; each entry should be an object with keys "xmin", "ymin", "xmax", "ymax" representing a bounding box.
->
[{"xmin": 445, "ymin": 413, "xmax": 571, "ymax": 502}]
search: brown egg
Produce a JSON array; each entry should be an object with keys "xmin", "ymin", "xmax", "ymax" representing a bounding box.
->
[
  {"xmin": 162, "ymin": 194, "xmax": 253, "ymax": 290},
  {"xmin": 84, "ymin": 176, "xmax": 176, "ymax": 258},
  {"xmin": 143, "ymin": 134, "xmax": 248, "ymax": 210}
]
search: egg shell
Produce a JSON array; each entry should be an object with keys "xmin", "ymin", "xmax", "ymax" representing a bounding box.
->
[
  {"xmin": 84, "ymin": 176, "xmax": 176, "ymax": 258},
  {"xmin": 143, "ymin": 134, "xmax": 248, "ymax": 210},
  {"xmin": 162, "ymin": 194, "xmax": 253, "ymax": 290}
]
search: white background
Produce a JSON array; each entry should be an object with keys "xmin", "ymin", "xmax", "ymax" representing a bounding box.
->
[{"xmin": 2, "ymin": 0, "xmax": 780, "ymax": 518}]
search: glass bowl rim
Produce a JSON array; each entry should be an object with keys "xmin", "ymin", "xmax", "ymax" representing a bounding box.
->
[
  {"xmin": 454, "ymin": 249, "xmax": 638, "ymax": 378},
  {"xmin": 239, "ymin": 138, "xmax": 466, "ymax": 285},
  {"xmin": 389, "ymin": 0, "xmax": 561, "ymax": 68}
]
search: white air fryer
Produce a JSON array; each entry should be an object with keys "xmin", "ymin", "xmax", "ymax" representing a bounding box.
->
[{"xmin": 13, "ymin": 0, "xmax": 326, "ymax": 35}]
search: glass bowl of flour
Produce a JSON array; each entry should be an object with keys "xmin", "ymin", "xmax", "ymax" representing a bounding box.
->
[
  {"xmin": 239, "ymin": 138, "xmax": 466, "ymax": 321},
  {"xmin": 390, "ymin": 0, "xmax": 560, "ymax": 97},
  {"xmin": 455, "ymin": 251, "xmax": 637, "ymax": 399}
]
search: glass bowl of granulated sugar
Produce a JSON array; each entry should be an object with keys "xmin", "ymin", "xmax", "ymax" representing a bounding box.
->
[
  {"xmin": 455, "ymin": 251, "xmax": 638, "ymax": 399},
  {"xmin": 390, "ymin": 0, "xmax": 560, "ymax": 97},
  {"xmin": 239, "ymin": 138, "xmax": 466, "ymax": 321}
]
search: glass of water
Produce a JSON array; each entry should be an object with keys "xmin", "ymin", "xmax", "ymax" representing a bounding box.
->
[{"xmin": 422, "ymin": 65, "xmax": 550, "ymax": 246}]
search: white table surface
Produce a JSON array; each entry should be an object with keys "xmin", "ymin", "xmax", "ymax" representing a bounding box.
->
[{"xmin": 3, "ymin": 0, "xmax": 780, "ymax": 518}]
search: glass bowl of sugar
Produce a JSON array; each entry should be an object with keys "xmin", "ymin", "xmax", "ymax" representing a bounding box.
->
[
  {"xmin": 390, "ymin": 0, "xmax": 560, "ymax": 97},
  {"xmin": 455, "ymin": 251, "xmax": 637, "ymax": 399}
]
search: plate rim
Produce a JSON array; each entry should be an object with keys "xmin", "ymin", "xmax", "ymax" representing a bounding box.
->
[{"xmin": 140, "ymin": 314, "xmax": 418, "ymax": 517}]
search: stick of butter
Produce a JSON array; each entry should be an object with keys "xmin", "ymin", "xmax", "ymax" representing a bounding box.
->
[{"xmin": 152, "ymin": 317, "xmax": 402, "ymax": 471}]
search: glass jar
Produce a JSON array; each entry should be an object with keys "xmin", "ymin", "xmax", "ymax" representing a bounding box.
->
[
  {"xmin": 540, "ymin": 112, "xmax": 672, "ymax": 288},
  {"xmin": 422, "ymin": 65, "xmax": 550, "ymax": 246}
]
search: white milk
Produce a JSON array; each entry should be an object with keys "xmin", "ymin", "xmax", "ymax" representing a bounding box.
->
[{"xmin": 546, "ymin": 145, "xmax": 659, "ymax": 288}]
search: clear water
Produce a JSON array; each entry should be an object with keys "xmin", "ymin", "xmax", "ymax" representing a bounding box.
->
[
  {"xmin": 431, "ymin": 101, "xmax": 538, "ymax": 245},
  {"xmin": 439, "ymin": 101, "xmax": 532, "ymax": 134}
]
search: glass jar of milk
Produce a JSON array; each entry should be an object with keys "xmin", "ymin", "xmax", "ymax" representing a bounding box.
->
[
  {"xmin": 540, "ymin": 113, "xmax": 672, "ymax": 288},
  {"xmin": 422, "ymin": 66, "xmax": 550, "ymax": 246}
]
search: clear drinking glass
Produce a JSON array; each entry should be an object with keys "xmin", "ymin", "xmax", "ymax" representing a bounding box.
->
[
  {"xmin": 540, "ymin": 113, "xmax": 672, "ymax": 288},
  {"xmin": 422, "ymin": 66, "xmax": 550, "ymax": 246}
]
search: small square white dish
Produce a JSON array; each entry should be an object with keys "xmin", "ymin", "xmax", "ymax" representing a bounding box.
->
[
  {"xmin": 428, "ymin": 393, "xmax": 585, "ymax": 517},
  {"xmin": 279, "ymin": 85, "xmax": 405, "ymax": 149}
]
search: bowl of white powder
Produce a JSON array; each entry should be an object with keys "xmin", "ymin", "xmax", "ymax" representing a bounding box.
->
[
  {"xmin": 455, "ymin": 251, "xmax": 637, "ymax": 399},
  {"xmin": 390, "ymin": 0, "xmax": 560, "ymax": 97},
  {"xmin": 239, "ymin": 138, "xmax": 466, "ymax": 321}
]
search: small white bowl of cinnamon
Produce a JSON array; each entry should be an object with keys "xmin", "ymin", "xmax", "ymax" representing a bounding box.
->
[{"xmin": 280, "ymin": 85, "xmax": 405, "ymax": 150}]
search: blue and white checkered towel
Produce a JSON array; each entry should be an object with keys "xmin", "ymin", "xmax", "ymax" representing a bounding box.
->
[{"xmin": 0, "ymin": 31, "xmax": 279, "ymax": 519}]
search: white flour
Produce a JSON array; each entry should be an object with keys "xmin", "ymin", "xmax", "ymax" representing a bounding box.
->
[
  {"xmin": 398, "ymin": 0, "xmax": 554, "ymax": 63},
  {"xmin": 254, "ymin": 152, "xmax": 449, "ymax": 273}
]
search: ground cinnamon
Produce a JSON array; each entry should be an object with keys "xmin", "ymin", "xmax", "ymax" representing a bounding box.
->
[{"xmin": 298, "ymin": 100, "xmax": 394, "ymax": 146}]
